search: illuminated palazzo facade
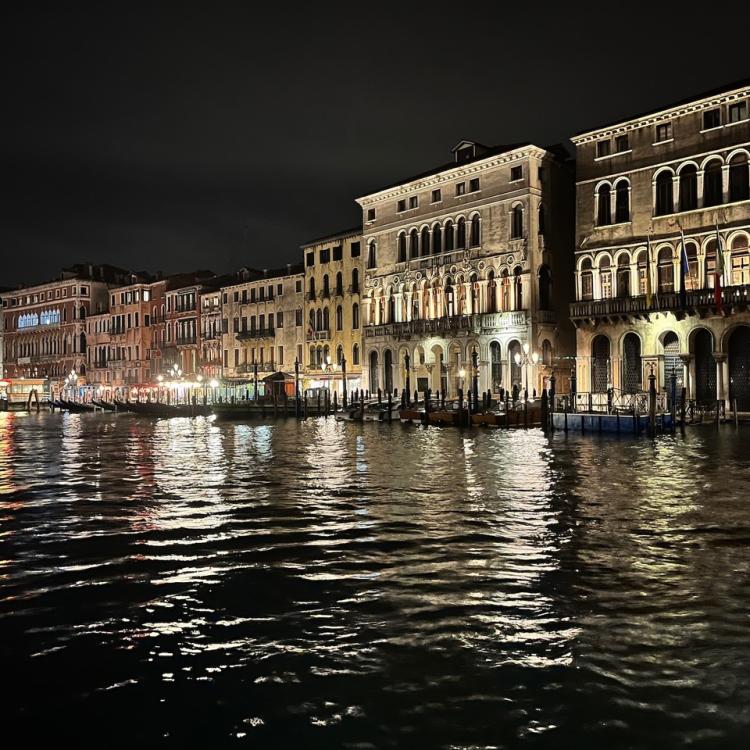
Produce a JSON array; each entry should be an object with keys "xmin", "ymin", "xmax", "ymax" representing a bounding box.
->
[
  {"xmin": 301, "ymin": 228, "xmax": 363, "ymax": 394},
  {"xmin": 356, "ymin": 141, "xmax": 575, "ymax": 396},
  {"xmin": 570, "ymin": 80, "xmax": 750, "ymax": 408}
]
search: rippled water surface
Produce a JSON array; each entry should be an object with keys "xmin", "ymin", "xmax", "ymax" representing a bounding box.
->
[{"xmin": 2, "ymin": 412, "xmax": 750, "ymax": 747}]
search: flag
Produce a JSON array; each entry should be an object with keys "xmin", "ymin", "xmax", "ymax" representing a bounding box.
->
[
  {"xmin": 645, "ymin": 234, "xmax": 653, "ymax": 308},
  {"xmin": 679, "ymin": 229, "xmax": 689, "ymax": 310},
  {"xmin": 714, "ymin": 224, "xmax": 724, "ymax": 308}
]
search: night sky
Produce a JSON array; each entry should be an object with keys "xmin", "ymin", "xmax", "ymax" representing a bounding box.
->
[{"xmin": 3, "ymin": 4, "xmax": 748, "ymax": 287}]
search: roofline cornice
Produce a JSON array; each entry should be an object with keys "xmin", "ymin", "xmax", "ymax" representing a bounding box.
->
[
  {"xmin": 571, "ymin": 85, "xmax": 750, "ymax": 145},
  {"xmin": 355, "ymin": 146, "xmax": 549, "ymax": 206}
]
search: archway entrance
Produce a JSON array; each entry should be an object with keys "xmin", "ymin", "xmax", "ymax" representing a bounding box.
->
[
  {"xmin": 384, "ymin": 350, "xmax": 393, "ymax": 394},
  {"xmin": 591, "ymin": 335, "xmax": 610, "ymax": 393},
  {"xmin": 729, "ymin": 326, "xmax": 750, "ymax": 410},
  {"xmin": 693, "ymin": 329, "xmax": 716, "ymax": 405},
  {"xmin": 508, "ymin": 340, "xmax": 522, "ymax": 389},
  {"xmin": 490, "ymin": 342, "xmax": 502, "ymax": 392}
]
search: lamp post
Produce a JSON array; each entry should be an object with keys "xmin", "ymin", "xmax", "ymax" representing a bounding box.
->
[{"xmin": 514, "ymin": 343, "xmax": 539, "ymax": 402}]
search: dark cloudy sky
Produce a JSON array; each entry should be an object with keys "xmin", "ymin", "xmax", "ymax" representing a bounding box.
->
[{"xmin": 3, "ymin": 4, "xmax": 748, "ymax": 287}]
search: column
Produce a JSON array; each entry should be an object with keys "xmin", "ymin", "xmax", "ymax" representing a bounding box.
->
[
  {"xmin": 714, "ymin": 354, "xmax": 727, "ymax": 401},
  {"xmin": 722, "ymin": 164, "xmax": 730, "ymax": 204},
  {"xmin": 697, "ymin": 169, "xmax": 705, "ymax": 208},
  {"xmin": 680, "ymin": 354, "xmax": 692, "ymax": 400}
]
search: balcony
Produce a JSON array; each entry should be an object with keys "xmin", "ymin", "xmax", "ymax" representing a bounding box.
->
[
  {"xmin": 306, "ymin": 329, "xmax": 331, "ymax": 341},
  {"xmin": 175, "ymin": 336, "xmax": 197, "ymax": 346},
  {"xmin": 236, "ymin": 329, "xmax": 275, "ymax": 340},
  {"xmin": 173, "ymin": 303, "xmax": 196, "ymax": 313},
  {"xmin": 364, "ymin": 311, "xmax": 528, "ymax": 339},
  {"xmin": 570, "ymin": 285, "xmax": 750, "ymax": 326}
]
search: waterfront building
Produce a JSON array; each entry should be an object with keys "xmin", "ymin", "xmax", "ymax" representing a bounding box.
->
[
  {"xmin": 570, "ymin": 79, "xmax": 750, "ymax": 409},
  {"xmin": 301, "ymin": 228, "xmax": 363, "ymax": 394},
  {"xmin": 86, "ymin": 276, "xmax": 167, "ymax": 392},
  {"xmin": 220, "ymin": 265, "xmax": 304, "ymax": 387},
  {"xmin": 200, "ymin": 286, "xmax": 223, "ymax": 380},
  {"xmin": 356, "ymin": 141, "xmax": 575, "ymax": 397},
  {"xmin": 162, "ymin": 271, "xmax": 217, "ymax": 378},
  {"xmin": 1, "ymin": 264, "xmax": 130, "ymax": 385}
]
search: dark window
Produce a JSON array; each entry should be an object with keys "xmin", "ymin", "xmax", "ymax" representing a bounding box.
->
[
  {"xmin": 431, "ymin": 189, "xmax": 441, "ymax": 203},
  {"xmin": 511, "ymin": 205, "xmax": 523, "ymax": 238},
  {"xmin": 409, "ymin": 196, "xmax": 418, "ymax": 209},
  {"xmin": 729, "ymin": 154, "xmax": 750, "ymax": 202},
  {"xmin": 333, "ymin": 245, "xmax": 342, "ymax": 261},
  {"xmin": 598, "ymin": 185, "xmax": 612, "ymax": 225},
  {"xmin": 729, "ymin": 101, "xmax": 748, "ymax": 123},
  {"xmin": 596, "ymin": 140, "xmax": 611, "ymax": 158},
  {"xmin": 421, "ymin": 226, "xmax": 430, "ymax": 256},
  {"xmin": 615, "ymin": 134, "xmax": 629, "ymax": 152},
  {"xmin": 704, "ymin": 161, "xmax": 723, "ymax": 206},
  {"xmin": 409, "ymin": 229, "xmax": 419, "ymax": 258},
  {"xmin": 306, "ymin": 252, "xmax": 314, "ymax": 266},
  {"xmin": 432, "ymin": 224, "xmax": 442, "ymax": 254},
  {"xmin": 398, "ymin": 233, "xmax": 407, "ymax": 262},
  {"xmin": 703, "ymin": 108, "xmax": 721, "ymax": 130},
  {"xmin": 295, "ymin": 309, "xmax": 302, "ymax": 326},
  {"xmin": 320, "ymin": 248, "xmax": 330, "ymax": 263},
  {"xmin": 367, "ymin": 242, "xmax": 376, "ymax": 269},
  {"xmin": 655, "ymin": 172, "xmax": 674, "ymax": 215},
  {"xmin": 680, "ymin": 166, "xmax": 698, "ymax": 211},
  {"xmin": 445, "ymin": 220, "xmax": 454, "ymax": 251},
  {"xmin": 456, "ymin": 182, "xmax": 466, "ymax": 196},
  {"xmin": 469, "ymin": 177, "xmax": 480, "ymax": 192},
  {"xmin": 655, "ymin": 123, "xmax": 672, "ymax": 142},
  {"xmin": 615, "ymin": 181, "xmax": 629, "ymax": 223},
  {"xmin": 510, "ymin": 166, "xmax": 522, "ymax": 181},
  {"xmin": 397, "ymin": 199, "xmax": 406, "ymax": 212},
  {"xmin": 350, "ymin": 241, "xmax": 360, "ymax": 257},
  {"xmin": 367, "ymin": 208, "xmax": 376, "ymax": 221},
  {"xmin": 470, "ymin": 215, "xmax": 480, "ymax": 247},
  {"xmin": 457, "ymin": 217, "xmax": 466, "ymax": 249}
]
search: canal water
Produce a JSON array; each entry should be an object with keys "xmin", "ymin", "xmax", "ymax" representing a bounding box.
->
[{"xmin": 2, "ymin": 412, "xmax": 749, "ymax": 748}]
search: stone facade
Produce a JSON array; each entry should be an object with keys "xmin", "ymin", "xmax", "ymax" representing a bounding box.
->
[
  {"xmin": 570, "ymin": 80, "xmax": 750, "ymax": 409},
  {"xmin": 301, "ymin": 228, "xmax": 364, "ymax": 394},
  {"xmin": 356, "ymin": 141, "xmax": 575, "ymax": 397},
  {"xmin": 220, "ymin": 265, "xmax": 304, "ymax": 381}
]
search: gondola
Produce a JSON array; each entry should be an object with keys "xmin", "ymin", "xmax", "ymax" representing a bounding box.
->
[
  {"xmin": 59, "ymin": 398, "xmax": 96, "ymax": 413},
  {"xmin": 92, "ymin": 399, "xmax": 118, "ymax": 411}
]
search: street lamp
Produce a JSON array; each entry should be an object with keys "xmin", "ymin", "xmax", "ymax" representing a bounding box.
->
[{"xmin": 514, "ymin": 345, "xmax": 539, "ymax": 401}]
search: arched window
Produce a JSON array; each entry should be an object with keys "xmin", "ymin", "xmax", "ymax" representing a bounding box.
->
[
  {"xmin": 336, "ymin": 345, "xmax": 343, "ymax": 366},
  {"xmin": 369, "ymin": 350, "xmax": 379, "ymax": 391},
  {"xmin": 384, "ymin": 350, "xmax": 393, "ymax": 393},
  {"xmin": 398, "ymin": 232, "xmax": 407, "ymax": 262},
  {"xmin": 597, "ymin": 184, "xmax": 612, "ymax": 225},
  {"xmin": 470, "ymin": 214, "xmax": 480, "ymax": 247},
  {"xmin": 387, "ymin": 294, "xmax": 395, "ymax": 322},
  {"xmin": 511, "ymin": 205, "xmax": 523, "ymax": 238},
  {"xmin": 513, "ymin": 267, "xmax": 523, "ymax": 309},
  {"xmin": 591, "ymin": 335, "xmax": 610, "ymax": 393},
  {"xmin": 615, "ymin": 180, "xmax": 629, "ymax": 223},
  {"xmin": 336, "ymin": 305, "xmax": 343, "ymax": 330},
  {"xmin": 655, "ymin": 171, "xmax": 674, "ymax": 215},
  {"xmin": 409, "ymin": 229, "xmax": 419, "ymax": 258},
  {"xmin": 79, "ymin": 306, "xmax": 86, "ymax": 320},
  {"xmin": 580, "ymin": 258, "xmax": 594, "ymax": 300},
  {"xmin": 729, "ymin": 153, "xmax": 750, "ymax": 203},
  {"xmin": 636, "ymin": 250, "xmax": 649, "ymax": 295},
  {"xmin": 432, "ymin": 223, "xmax": 442, "ymax": 254},
  {"xmin": 323, "ymin": 307, "xmax": 330, "ymax": 330},
  {"xmin": 490, "ymin": 341, "xmax": 502, "ymax": 391},
  {"xmin": 367, "ymin": 241, "xmax": 377, "ymax": 269},
  {"xmin": 445, "ymin": 220, "xmax": 454, "ymax": 251},
  {"xmin": 309, "ymin": 277, "xmax": 316, "ymax": 298},
  {"xmin": 352, "ymin": 343, "xmax": 360, "ymax": 365},
  {"xmin": 538, "ymin": 266, "xmax": 551, "ymax": 309},
  {"xmin": 704, "ymin": 160, "xmax": 723, "ymax": 207},
  {"xmin": 599, "ymin": 257, "xmax": 612, "ymax": 299},
  {"xmin": 658, "ymin": 247, "xmax": 674, "ymax": 293},
  {"xmin": 622, "ymin": 333, "xmax": 642, "ymax": 394},
  {"xmin": 309, "ymin": 309, "xmax": 315, "ymax": 331},
  {"xmin": 617, "ymin": 254, "xmax": 630, "ymax": 297},
  {"xmin": 352, "ymin": 303, "xmax": 359, "ymax": 329},
  {"xmin": 731, "ymin": 235, "xmax": 750, "ymax": 286},
  {"xmin": 421, "ymin": 226, "xmax": 430, "ymax": 256},
  {"xmin": 680, "ymin": 165, "xmax": 698, "ymax": 211},
  {"xmin": 487, "ymin": 270, "xmax": 497, "ymax": 313},
  {"xmin": 336, "ymin": 272, "xmax": 343, "ymax": 296},
  {"xmin": 444, "ymin": 282, "xmax": 454, "ymax": 317},
  {"xmin": 352, "ymin": 268, "xmax": 359, "ymax": 293},
  {"xmin": 684, "ymin": 242, "xmax": 699, "ymax": 291},
  {"xmin": 704, "ymin": 239, "xmax": 718, "ymax": 289},
  {"xmin": 323, "ymin": 274, "xmax": 330, "ymax": 298},
  {"xmin": 316, "ymin": 308, "xmax": 323, "ymax": 331},
  {"xmin": 457, "ymin": 217, "xmax": 466, "ymax": 249}
]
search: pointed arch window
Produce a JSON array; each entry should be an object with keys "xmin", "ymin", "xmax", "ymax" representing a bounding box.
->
[
  {"xmin": 470, "ymin": 214, "xmax": 480, "ymax": 247},
  {"xmin": 597, "ymin": 184, "xmax": 612, "ymax": 225},
  {"xmin": 511, "ymin": 205, "xmax": 523, "ymax": 238}
]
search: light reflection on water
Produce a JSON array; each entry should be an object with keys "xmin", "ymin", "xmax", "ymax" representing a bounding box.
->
[{"xmin": 1, "ymin": 412, "xmax": 750, "ymax": 747}]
